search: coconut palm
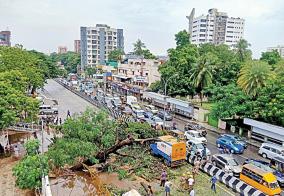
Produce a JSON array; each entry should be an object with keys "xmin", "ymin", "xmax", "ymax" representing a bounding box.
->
[
  {"xmin": 237, "ymin": 60, "xmax": 273, "ymax": 97},
  {"xmin": 234, "ymin": 39, "xmax": 252, "ymax": 62},
  {"xmin": 133, "ymin": 39, "xmax": 146, "ymax": 56},
  {"xmin": 190, "ymin": 53, "xmax": 215, "ymax": 105}
]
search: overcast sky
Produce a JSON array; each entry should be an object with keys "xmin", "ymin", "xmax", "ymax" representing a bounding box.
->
[{"xmin": 1, "ymin": 0, "xmax": 284, "ymax": 57}]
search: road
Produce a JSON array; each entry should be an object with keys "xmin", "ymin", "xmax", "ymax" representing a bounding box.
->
[
  {"xmin": 42, "ymin": 79, "xmax": 97, "ymax": 120},
  {"xmin": 47, "ymin": 78, "xmax": 265, "ymax": 165}
]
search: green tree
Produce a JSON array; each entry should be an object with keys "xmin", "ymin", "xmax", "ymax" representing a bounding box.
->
[
  {"xmin": 13, "ymin": 155, "xmax": 49, "ymax": 191},
  {"xmin": 189, "ymin": 53, "xmax": 216, "ymax": 105},
  {"xmin": 260, "ymin": 50, "xmax": 281, "ymax": 66},
  {"xmin": 175, "ymin": 30, "xmax": 190, "ymax": 47},
  {"xmin": 133, "ymin": 39, "xmax": 146, "ymax": 56},
  {"xmin": 24, "ymin": 139, "xmax": 40, "ymax": 156},
  {"xmin": 50, "ymin": 51, "xmax": 80, "ymax": 73},
  {"xmin": 237, "ymin": 60, "xmax": 273, "ymax": 97},
  {"xmin": 234, "ymin": 39, "xmax": 252, "ymax": 62},
  {"xmin": 108, "ymin": 49, "xmax": 124, "ymax": 62}
]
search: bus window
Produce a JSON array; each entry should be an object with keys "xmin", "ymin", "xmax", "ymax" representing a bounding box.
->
[{"xmin": 269, "ymin": 182, "xmax": 279, "ymax": 189}]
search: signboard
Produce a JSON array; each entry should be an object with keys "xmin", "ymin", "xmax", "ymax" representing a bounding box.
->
[{"xmin": 133, "ymin": 76, "xmax": 147, "ymax": 82}]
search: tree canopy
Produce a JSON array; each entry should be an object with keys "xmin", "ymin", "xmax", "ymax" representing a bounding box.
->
[
  {"xmin": 108, "ymin": 49, "xmax": 124, "ymax": 62},
  {"xmin": 49, "ymin": 51, "xmax": 80, "ymax": 73},
  {"xmin": 133, "ymin": 39, "xmax": 156, "ymax": 59}
]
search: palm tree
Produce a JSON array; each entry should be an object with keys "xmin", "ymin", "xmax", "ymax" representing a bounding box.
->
[
  {"xmin": 133, "ymin": 39, "xmax": 146, "ymax": 56},
  {"xmin": 237, "ymin": 60, "xmax": 273, "ymax": 97},
  {"xmin": 190, "ymin": 54, "xmax": 214, "ymax": 105},
  {"xmin": 234, "ymin": 39, "xmax": 252, "ymax": 62}
]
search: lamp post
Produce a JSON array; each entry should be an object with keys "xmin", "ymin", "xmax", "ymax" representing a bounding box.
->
[{"xmin": 157, "ymin": 74, "xmax": 178, "ymax": 129}]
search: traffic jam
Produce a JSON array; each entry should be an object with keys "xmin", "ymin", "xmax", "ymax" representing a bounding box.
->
[{"xmin": 58, "ymin": 78, "xmax": 284, "ymax": 195}]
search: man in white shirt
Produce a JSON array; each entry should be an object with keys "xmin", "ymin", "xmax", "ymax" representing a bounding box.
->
[
  {"xmin": 188, "ymin": 175, "xmax": 194, "ymax": 191},
  {"xmin": 190, "ymin": 189, "xmax": 195, "ymax": 196}
]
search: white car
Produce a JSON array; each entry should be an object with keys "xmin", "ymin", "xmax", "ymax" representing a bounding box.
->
[
  {"xmin": 258, "ymin": 143, "xmax": 284, "ymax": 159},
  {"xmin": 186, "ymin": 140, "xmax": 211, "ymax": 159},
  {"xmin": 184, "ymin": 130, "xmax": 207, "ymax": 143},
  {"xmin": 145, "ymin": 105, "xmax": 158, "ymax": 114}
]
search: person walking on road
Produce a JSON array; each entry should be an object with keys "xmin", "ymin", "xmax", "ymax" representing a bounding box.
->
[
  {"xmin": 160, "ymin": 170, "xmax": 167, "ymax": 187},
  {"xmin": 189, "ymin": 189, "xmax": 195, "ymax": 196},
  {"xmin": 59, "ymin": 118, "xmax": 62, "ymax": 125},
  {"xmin": 210, "ymin": 174, "xmax": 217, "ymax": 193},
  {"xmin": 165, "ymin": 180, "xmax": 171, "ymax": 196},
  {"xmin": 67, "ymin": 110, "xmax": 71, "ymax": 118},
  {"xmin": 188, "ymin": 174, "xmax": 194, "ymax": 191}
]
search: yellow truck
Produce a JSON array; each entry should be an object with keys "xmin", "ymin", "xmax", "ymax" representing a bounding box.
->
[{"xmin": 150, "ymin": 135, "xmax": 186, "ymax": 167}]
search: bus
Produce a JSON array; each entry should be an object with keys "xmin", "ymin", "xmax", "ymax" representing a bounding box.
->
[{"xmin": 240, "ymin": 164, "xmax": 282, "ymax": 195}]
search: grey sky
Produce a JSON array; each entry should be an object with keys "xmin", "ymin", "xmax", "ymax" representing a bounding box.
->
[{"xmin": 1, "ymin": 0, "xmax": 283, "ymax": 57}]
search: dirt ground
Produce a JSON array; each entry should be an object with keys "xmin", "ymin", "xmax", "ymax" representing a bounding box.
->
[{"xmin": 0, "ymin": 156, "xmax": 34, "ymax": 196}]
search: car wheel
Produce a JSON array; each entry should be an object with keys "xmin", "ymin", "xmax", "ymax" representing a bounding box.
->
[
  {"xmin": 262, "ymin": 153, "xmax": 267, "ymax": 159},
  {"xmin": 217, "ymin": 143, "xmax": 221, "ymax": 148},
  {"xmin": 230, "ymin": 149, "xmax": 234, "ymax": 154}
]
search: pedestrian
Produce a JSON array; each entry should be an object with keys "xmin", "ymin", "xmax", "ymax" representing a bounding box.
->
[
  {"xmin": 189, "ymin": 189, "xmax": 195, "ymax": 196},
  {"xmin": 188, "ymin": 174, "xmax": 194, "ymax": 191},
  {"xmin": 164, "ymin": 180, "xmax": 171, "ymax": 196},
  {"xmin": 172, "ymin": 122, "xmax": 177, "ymax": 130},
  {"xmin": 210, "ymin": 174, "xmax": 217, "ymax": 193},
  {"xmin": 59, "ymin": 118, "xmax": 62, "ymax": 125},
  {"xmin": 160, "ymin": 170, "xmax": 167, "ymax": 187},
  {"xmin": 67, "ymin": 110, "xmax": 71, "ymax": 118},
  {"xmin": 14, "ymin": 145, "xmax": 19, "ymax": 158},
  {"xmin": 193, "ymin": 157, "xmax": 201, "ymax": 176}
]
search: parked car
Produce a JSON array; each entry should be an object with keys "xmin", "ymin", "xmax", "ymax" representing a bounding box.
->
[
  {"xmin": 143, "ymin": 111, "xmax": 154, "ymax": 118},
  {"xmin": 186, "ymin": 140, "xmax": 211, "ymax": 160},
  {"xmin": 216, "ymin": 137, "xmax": 244, "ymax": 154},
  {"xmin": 145, "ymin": 105, "xmax": 158, "ymax": 114},
  {"xmin": 157, "ymin": 111, "xmax": 173, "ymax": 121},
  {"xmin": 184, "ymin": 130, "xmax": 207, "ymax": 143},
  {"xmin": 39, "ymin": 105, "xmax": 58, "ymax": 115},
  {"xmin": 221, "ymin": 134, "xmax": 247, "ymax": 148},
  {"xmin": 258, "ymin": 143, "xmax": 284, "ymax": 159},
  {"xmin": 212, "ymin": 154, "xmax": 242, "ymax": 177}
]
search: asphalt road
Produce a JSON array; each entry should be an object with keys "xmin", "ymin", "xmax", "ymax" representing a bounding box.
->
[
  {"xmin": 45, "ymin": 78, "xmax": 266, "ymax": 165},
  {"xmin": 41, "ymin": 79, "xmax": 97, "ymax": 121}
]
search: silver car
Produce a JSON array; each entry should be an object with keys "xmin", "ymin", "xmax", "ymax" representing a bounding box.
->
[{"xmin": 211, "ymin": 154, "xmax": 241, "ymax": 177}]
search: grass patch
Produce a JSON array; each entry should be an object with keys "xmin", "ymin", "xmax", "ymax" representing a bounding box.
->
[{"xmin": 208, "ymin": 114, "xmax": 218, "ymax": 128}]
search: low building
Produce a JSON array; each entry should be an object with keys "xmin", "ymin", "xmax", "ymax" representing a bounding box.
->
[
  {"xmin": 58, "ymin": 46, "xmax": 67, "ymax": 54},
  {"xmin": 74, "ymin": 40, "xmax": 81, "ymax": 53},
  {"xmin": 244, "ymin": 118, "xmax": 284, "ymax": 146},
  {"xmin": 0, "ymin": 31, "xmax": 11, "ymax": 46},
  {"xmin": 267, "ymin": 45, "xmax": 284, "ymax": 58}
]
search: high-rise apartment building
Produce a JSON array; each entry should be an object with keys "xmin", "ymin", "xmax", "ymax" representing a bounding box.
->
[
  {"xmin": 0, "ymin": 31, "xmax": 11, "ymax": 46},
  {"xmin": 80, "ymin": 24, "xmax": 124, "ymax": 70},
  {"xmin": 58, "ymin": 46, "xmax": 67, "ymax": 54},
  {"xmin": 187, "ymin": 8, "xmax": 245, "ymax": 47},
  {"xmin": 74, "ymin": 40, "xmax": 81, "ymax": 53},
  {"xmin": 267, "ymin": 45, "xmax": 284, "ymax": 58}
]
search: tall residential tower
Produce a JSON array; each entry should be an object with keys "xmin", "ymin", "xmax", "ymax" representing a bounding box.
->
[
  {"xmin": 187, "ymin": 8, "xmax": 245, "ymax": 48},
  {"xmin": 80, "ymin": 24, "xmax": 124, "ymax": 70}
]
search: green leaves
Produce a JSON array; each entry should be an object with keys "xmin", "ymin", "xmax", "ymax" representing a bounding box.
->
[
  {"xmin": 108, "ymin": 49, "xmax": 124, "ymax": 62},
  {"xmin": 13, "ymin": 154, "xmax": 49, "ymax": 190},
  {"xmin": 24, "ymin": 139, "xmax": 40, "ymax": 156}
]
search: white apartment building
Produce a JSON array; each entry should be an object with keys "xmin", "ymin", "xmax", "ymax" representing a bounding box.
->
[
  {"xmin": 188, "ymin": 8, "xmax": 245, "ymax": 47},
  {"xmin": 113, "ymin": 58, "xmax": 161, "ymax": 87},
  {"xmin": 267, "ymin": 45, "xmax": 284, "ymax": 58},
  {"xmin": 80, "ymin": 24, "xmax": 124, "ymax": 69}
]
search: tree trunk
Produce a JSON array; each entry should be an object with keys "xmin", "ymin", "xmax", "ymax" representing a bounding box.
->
[{"xmin": 200, "ymin": 92, "xmax": 203, "ymax": 106}]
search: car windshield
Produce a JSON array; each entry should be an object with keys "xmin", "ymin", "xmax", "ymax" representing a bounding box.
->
[
  {"xmin": 193, "ymin": 132, "xmax": 202, "ymax": 138},
  {"xmin": 269, "ymin": 182, "xmax": 279, "ymax": 189},
  {"xmin": 137, "ymin": 111, "xmax": 144, "ymax": 116},
  {"xmin": 231, "ymin": 141, "xmax": 238, "ymax": 145},
  {"xmin": 227, "ymin": 159, "xmax": 238, "ymax": 166},
  {"xmin": 154, "ymin": 117, "xmax": 162, "ymax": 122},
  {"xmin": 195, "ymin": 143, "xmax": 204, "ymax": 149},
  {"xmin": 281, "ymin": 150, "xmax": 284, "ymax": 155}
]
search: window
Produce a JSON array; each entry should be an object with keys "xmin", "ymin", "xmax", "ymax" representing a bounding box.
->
[
  {"xmin": 200, "ymin": 19, "xmax": 207, "ymax": 22},
  {"xmin": 200, "ymin": 29, "xmax": 206, "ymax": 32},
  {"xmin": 199, "ymin": 34, "xmax": 206, "ymax": 37},
  {"xmin": 200, "ymin": 24, "xmax": 206, "ymax": 27}
]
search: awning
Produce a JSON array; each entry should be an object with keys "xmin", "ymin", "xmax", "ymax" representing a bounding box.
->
[{"xmin": 113, "ymin": 75, "xmax": 132, "ymax": 80}]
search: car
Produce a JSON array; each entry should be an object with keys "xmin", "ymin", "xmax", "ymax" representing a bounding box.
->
[
  {"xmin": 221, "ymin": 134, "xmax": 247, "ymax": 148},
  {"xmin": 258, "ymin": 143, "xmax": 284, "ymax": 160},
  {"xmin": 149, "ymin": 116, "xmax": 164, "ymax": 127},
  {"xmin": 211, "ymin": 154, "xmax": 242, "ymax": 177},
  {"xmin": 184, "ymin": 130, "xmax": 207, "ymax": 143},
  {"xmin": 157, "ymin": 111, "xmax": 173, "ymax": 121},
  {"xmin": 132, "ymin": 110, "xmax": 145, "ymax": 119},
  {"xmin": 186, "ymin": 140, "xmax": 211, "ymax": 160},
  {"xmin": 122, "ymin": 107, "xmax": 132, "ymax": 115},
  {"xmin": 216, "ymin": 137, "xmax": 244, "ymax": 154},
  {"xmin": 143, "ymin": 111, "xmax": 153, "ymax": 118},
  {"xmin": 145, "ymin": 105, "xmax": 158, "ymax": 114},
  {"xmin": 39, "ymin": 105, "xmax": 58, "ymax": 115}
]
